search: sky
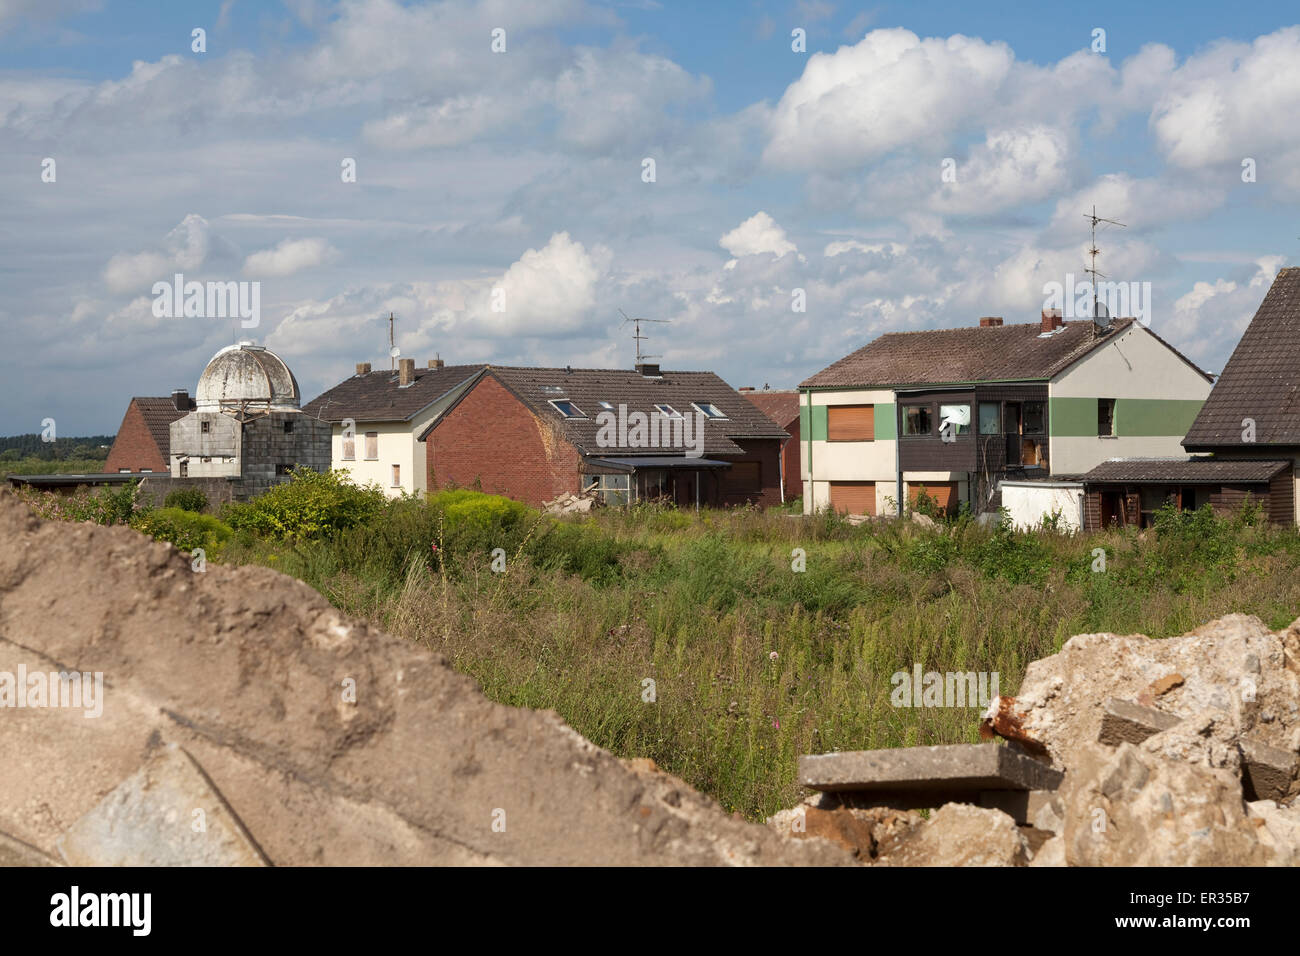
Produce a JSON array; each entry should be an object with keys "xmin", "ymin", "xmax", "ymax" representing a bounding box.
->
[{"xmin": 2, "ymin": 0, "xmax": 1299, "ymax": 435}]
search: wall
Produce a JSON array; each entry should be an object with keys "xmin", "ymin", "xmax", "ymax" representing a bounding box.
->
[
  {"xmin": 428, "ymin": 374, "xmax": 583, "ymax": 507},
  {"xmin": 169, "ymin": 412, "xmax": 241, "ymax": 478},
  {"xmin": 1000, "ymin": 482, "xmax": 1084, "ymax": 531},
  {"xmin": 135, "ymin": 476, "xmax": 238, "ymax": 509},
  {"xmin": 717, "ymin": 439, "xmax": 784, "ymax": 508},
  {"xmin": 104, "ymin": 401, "xmax": 168, "ymax": 474},
  {"xmin": 237, "ymin": 412, "xmax": 332, "ymax": 499},
  {"xmin": 1049, "ymin": 325, "xmax": 1212, "ymax": 474},
  {"xmin": 800, "ymin": 388, "xmax": 899, "ymax": 515}
]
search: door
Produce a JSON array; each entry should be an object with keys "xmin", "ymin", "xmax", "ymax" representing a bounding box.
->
[{"xmin": 1100, "ymin": 490, "xmax": 1124, "ymax": 528}]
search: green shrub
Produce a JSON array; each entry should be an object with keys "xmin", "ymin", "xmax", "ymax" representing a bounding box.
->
[
  {"xmin": 222, "ymin": 468, "xmax": 387, "ymax": 540},
  {"xmin": 164, "ymin": 487, "xmax": 209, "ymax": 512},
  {"xmin": 131, "ymin": 507, "xmax": 232, "ymax": 554},
  {"xmin": 12, "ymin": 479, "xmax": 142, "ymax": 525}
]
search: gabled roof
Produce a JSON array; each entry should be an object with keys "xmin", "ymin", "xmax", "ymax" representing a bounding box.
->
[
  {"xmin": 1082, "ymin": 457, "xmax": 1291, "ymax": 484},
  {"xmin": 1183, "ymin": 267, "xmax": 1300, "ymax": 449},
  {"xmin": 302, "ymin": 364, "xmax": 487, "ymax": 423},
  {"xmin": 423, "ymin": 366, "xmax": 787, "ymax": 456},
  {"xmin": 739, "ymin": 389, "xmax": 799, "ymax": 429},
  {"xmin": 800, "ymin": 318, "xmax": 1209, "ymax": 389},
  {"xmin": 133, "ymin": 397, "xmax": 192, "ymax": 458}
]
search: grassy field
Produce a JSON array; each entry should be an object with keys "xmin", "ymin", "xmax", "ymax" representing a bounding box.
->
[
  {"xmin": 2, "ymin": 458, "xmax": 113, "ymax": 475},
  {"xmin": 219, "ymin": 495, "xmax": 1300, "ymax": 819},
  {"xmin": 16, "ymin": 476, "xmax": 1300, "ymax": 819}
]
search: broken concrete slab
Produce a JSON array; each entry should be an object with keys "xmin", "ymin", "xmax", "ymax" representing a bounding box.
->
[
  {"xmin": 799, "ymin": 743, "xmax": 1063, "ymax": 812},
  {"xmin": 0, "ymin": 830, "xmax": 61, "ymax": 867},
  {"xmin": 58, "ymin": 745, "xmax": 270, "ymax": 867},
  {"xmin": 975, "ymin": 789, "xmax": 1059, "ymax": 825},
  {"xmin": 1098, "ymin": 697, "xmax": 1182, "ymax": 746},
  {"xmin": 1241, "ymin": 736, "xmax": 1299, "ymax": 802}
]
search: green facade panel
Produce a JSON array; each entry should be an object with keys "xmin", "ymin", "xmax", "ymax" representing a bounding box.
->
[
  {"xmin": 802, "ymin": 402, "xmax": 896, "ymax": 440},
  {"xmin": 1049, "ymin": 397, "xmax": 1205, "ymax": 437}
]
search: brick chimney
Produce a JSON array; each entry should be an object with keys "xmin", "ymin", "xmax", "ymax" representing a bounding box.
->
[
  {"xmin": 738, "ymin": 386, "xmax": 755, "ymax": 392},
  {"xmin": 171, "ymin": 388, "xmax": 190, "ymax": 411},
  {"xmin": 979, "ymin": 316, "xmax": 1003, "ymax": 328},
  {"xmin": 427, "ymin": 357, "xmax": 444, "ymax": 369},
  {"xmin": 1041, "ymin": 308, "xmax": 1063, "ymax": 332},
  {"xmin": 356, "ymin": 362, "xmax": 371, "ymax": 376},
  {"xmin": 635, "ymin": 362, "xmax": 661, "ymax": 377},
  {"xmin": 398, "ymin": 358, "xmax": 416, "ymax": 386}
]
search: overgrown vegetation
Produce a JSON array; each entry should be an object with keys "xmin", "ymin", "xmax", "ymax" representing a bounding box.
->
[{"xmin": 13, "ymin": 471, "xmax": 1300, "ymax": 820}]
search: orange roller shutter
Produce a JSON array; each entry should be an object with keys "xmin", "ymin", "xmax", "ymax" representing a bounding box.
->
[
  {"xmin": 830, "ymin": 481, "xmax": 876, "ymax": 515},
  {"xmin": 827, "ymin": 405, "xmax": 875, "ymax": 441}
]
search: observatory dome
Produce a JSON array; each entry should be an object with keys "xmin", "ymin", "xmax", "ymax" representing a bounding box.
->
[{"xmin": 195, "ymin": 342, "xmax": 301, "ymax": 411}]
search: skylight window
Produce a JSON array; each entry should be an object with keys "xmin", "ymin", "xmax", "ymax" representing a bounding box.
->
[
  {"xmin": 654, "ymin": 403, "xmax": 682, "ymax": 417},
  {"xmin": 598, "ymin": 401, "xmax": 614, "ymax": 410},
  {"xmin": 692, "ymin": 402, "xmax": 727, "ymax": 419},
  {"xmin": 549, "ymin": 399, "xmax": 586, "ymax": 418},
  {"xmin": 541, "ymin": 385, "xmax": 565, "ymax": 395}
]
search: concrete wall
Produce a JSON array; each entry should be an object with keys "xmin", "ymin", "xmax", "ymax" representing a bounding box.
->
[
  {"xmin": 1001, "ymin": 481, "xmax": 1084, "ymax": 531},
  {"xmin": 801, "ymin": 388, "xmax": 899, "ymax": 515},
  {"xmin": 1049, "ymin": 325, "xmax": 1212, "ymax": 474},
  {"xmin": 170, "ymin": 412, "xmax": 241, "ymax": 479}
]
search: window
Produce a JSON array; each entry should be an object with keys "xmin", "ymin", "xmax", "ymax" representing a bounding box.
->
[
  {"xmin": 549, "ymin": 399, "xmax": 586, "ymax": 418},
  {"xmin": 938, "ymin": 404, "xmax": 970, "ymax": 437},
  {"xmin": 1024, "ymin": 402, "xmax": 1045, "ymax": 435},
  {"xmin": 283, "ymin": 421, "xmax": 294, "ymax": 434},
  {"xmin": 365, "ymin": 432, "xmax": 378, "ymax": 459},
  {"xmin": 140, "ymin": 468, "xmax": 152, "ymax": 473},
  {"xmin": 118, "ymin": 468, "xmax": 131, "ymax": 474},
  {"xmin": 692, "ymin": 402, "xmax": 727, "ymax": 420},
  {"xmin": 978, "ymin": 403, "xmax": 1001, "ymax": 435},
  {"xmin": 1098, "ymin": 399, "xmax": 1116, "ymax": 437},
  {"xmin": 391, "ymin": 464, "xmax": 401, "ymax": 487},
  {"xmin": 342, "ymin": 434, "xmax": 355, "ymax": 460},
  {"xmin": 829, "ymin": 481, "xmax": 876, "ymax": 516},
  {"xmin": 201, "ymin": 421, "xmax": 210, "ymax": 434},
  {"xmin": 584, "ymin": 473, "xmax": 630, "ymax": 506},
  {"xmin": 277, "ymin": 463, "xmax": 294, "ymax": 475},
  {"xmin": 902, "ymin": 405, "xmax": 933, "ymax": 436},
  {"xmin": 640, "ymin": 469, "xmax": 670, "ymax": 499},
  {"xmin": 598, "ymin": 401, "xmax": 614, "ymax": 410},
  {"xmin": 177, "ymin": 462, "xmax": 186, "ymax": 477},
  {"xmin": 827, "ymin": 405, "xmax": 874, "ymax": 441},
  {"xmin": 653, "ymin": 404, "xmax": 682, "ymax": 418}
]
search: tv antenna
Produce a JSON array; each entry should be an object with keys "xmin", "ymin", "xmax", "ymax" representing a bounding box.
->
[
  {"xmin": 619, "ymin": 308, "xmax": 670, "ymax": 364},
  {"xmin": 386, "ymin": 311, "xmax": 400, "ymax": 370},
  {"xmin": 1083, "ymin": 205, "xmax": 1126, "ymax": 334}
]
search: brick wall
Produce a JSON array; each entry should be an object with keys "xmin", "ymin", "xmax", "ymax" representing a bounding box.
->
[
  {"xmin": 428, "ymin": 375, "xmax": 583, "ymax": 507},
  {"xmin": 103, "ymin": 400, "xmax": 167, "ymax": 474},
  {"xmin": 718, "ymin": 439, "xmax": 784, "ymax": 508},
  {"xmin": 780, "ymin": 423, "xmax": 799, "ymax": 502}
]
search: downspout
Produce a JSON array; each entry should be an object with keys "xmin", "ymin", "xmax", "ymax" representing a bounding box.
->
[
  {"xmin": 896, "ymin": 397, "xmax": 905, "ymax": 518},
  {"xmin": 804, "ymin": 388, "xmax": 813, "ymax": 509},
  {"xmin": 778, "ymin": 434, "xmax": 786, "ymax": 504}
]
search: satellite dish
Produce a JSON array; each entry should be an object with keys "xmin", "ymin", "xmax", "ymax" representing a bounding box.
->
[
  {"xmin": 1093, "ymin": 299, "xmax": 1112, "ymax": 329},
  {"xmin": 389, "ymin": 346, "xmax": 401, "ymax": 358}
]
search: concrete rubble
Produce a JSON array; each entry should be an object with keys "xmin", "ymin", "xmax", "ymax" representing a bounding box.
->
[{"xmin": 542, "ymin": 490, "xmax": 598, "ymax": 515}]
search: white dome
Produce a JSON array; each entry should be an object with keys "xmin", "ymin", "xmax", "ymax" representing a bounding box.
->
[{"xmin": 195, "ymin": 343, "xmax": 300, "ymax": 410}]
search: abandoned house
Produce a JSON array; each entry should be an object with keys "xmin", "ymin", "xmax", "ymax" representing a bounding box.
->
[
  {"xmin": 418, "ymin": 363, "xmax": 789, "ymax": 508},
  {"xmin": 102, "ymin": 392, "xmax": 195, "ymax": 475},
  {"xmin": 302, "ymin": 358, "xmax": 487, "ymax": 498},
  {"xmin": 799, "ymin": 310, "xmax": 1214, "ymax": 517},
  {"xmin": 737, "ymin": 387, "xmax": 800, "ymax": 502}
]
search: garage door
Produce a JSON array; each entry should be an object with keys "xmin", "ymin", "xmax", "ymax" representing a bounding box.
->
[
  {"xmin": 908, "ymin": 481, "xmax": 958, "ymax": 514},
  {"xmin": 830, "ymin": 481, "xmax": 876, "ymax": 515}
]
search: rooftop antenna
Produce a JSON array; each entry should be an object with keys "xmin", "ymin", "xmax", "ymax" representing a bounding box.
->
[
  {"xmin": 618, "ymin": 308, "xmax": 670, "ymax": 365},
  {"xmin": 1083, "ymin": 205, "xmax": 1126, "ymax": 335},
  {"xmin": 386, "ymin": 311, "xmax": 400, "ymax": 370}
]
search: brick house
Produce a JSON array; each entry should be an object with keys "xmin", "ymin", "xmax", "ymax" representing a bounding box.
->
[
  {"xmin": 1073, "ymin": 267, "xmax": 1300, "ymax": 529},
  {"xmin": 737, "ymin": 387, "xmax": 799, "ymax": 502},
  {"xmin": 103, "ymin": 391, "xmax": 194, "ymax": 474},
  {"xmin": 419, "ymin": 363, "xmax": 788, "ymax": 508},
  {"xmin": 799, "ymin": 312, "xmax": 1214, "ymax": 517},
  {"xmin": 303, "ymin": 359, "xmax": 486, "ymax": 497}
]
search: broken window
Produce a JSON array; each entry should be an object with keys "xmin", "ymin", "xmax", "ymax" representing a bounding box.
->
[
  {"xmin": 201, "ymin": 420, "xmax": 210, "ymax": 434},
  {"xmin": 978, "ymin": 403, "xmax": 1000, "ymax": 435},
  {"xmin": 1098, "ymin": 399, "xmax": 1116, "ymax": 437},
  {"xmin": 938, "ymin": 404, "xmax": 970, "ymax": 436},
  {"xmin": 1024, "ymin": 402, "xmax": 1045, "ymax": 435},
  {"xmin": 284, "ymin": 421, "xmax": 294, "ymax": 434},
  {"xmin": 902, "ymin": 405, "xmax": 932, "ymax": 436},
  {"xmin": 583, "ymin": 473, "xmax": 630, "ymax": 506}
]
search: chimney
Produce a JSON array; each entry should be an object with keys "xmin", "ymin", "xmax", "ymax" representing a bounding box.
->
[
  {"xmin": 427, "ymin": 357, "xmax": 444, "ymax": 369},
  {"xmin": 356, "ymin": 362, "xmax": 372, "ymax": 376},
  {"xmin": 398, "ymin": 357, "xmax": 416, "ymax": 386},
  {"xmin": 171, "ymin": 388, "xmax": 189, "ymax": 411},
  {"xmin": 1041, "ymin": 308, "xmax": 1064, "ymax": 333},
  {"xmin": 738, "ymin": 386, "xmax": 755, "ymax": 392},
  {"xmin": 979, "ymin": 316, "xmax": 1003, "ymax": 328},
  {"xmin": 635, "ymin": 362, "xmax": 661, "ymax": 377}
]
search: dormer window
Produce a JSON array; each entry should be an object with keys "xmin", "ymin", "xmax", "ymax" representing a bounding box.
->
[
  {"xmin": 549, "ymin": 399, "xmax": 586, "ymax": 418},
  {"xmin": 692, "ymin": 402, "xmax": 726, "ymax": 419},
  {"xmin": 654, "ymin": 404, "xmax": 682, "ymax": 418}
]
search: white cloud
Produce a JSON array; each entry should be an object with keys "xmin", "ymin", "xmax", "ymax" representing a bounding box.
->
[
  {"xmin": 243, "ymin": 237, "xmax": 339, "ymax": 278},
  {"xmin": 101, "ymin": 214, "xmax": 217, "ymax": 294},
  {"xmin": 719, "ymin": 212, "xmax": 798, "ymax": 260}
]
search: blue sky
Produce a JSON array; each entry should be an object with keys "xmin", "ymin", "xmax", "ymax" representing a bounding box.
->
[{"xmin": 2, "ymin": 0, "xmax": 1299, "ymax": 434}]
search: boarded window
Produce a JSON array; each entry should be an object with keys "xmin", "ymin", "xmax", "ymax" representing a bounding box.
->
[
  {"xmin": 342, "ymin": 435, "xmax": 355, "ymax": 460},
  {"xmin": 391, "ymin": 464, "xmax": 400, "ymax": 487},
  {"xmin": 827, "ymin": 405, "xmax": 874, "ymax": 441},
  {"xmin": 829, "ymin": 481, "xmax": 875, "ymax": 515},
  {"xmin": 365, "ymin": 432, "xmax": 379, "ymax": 459},
  {"xmin": 724, "ymin": 461, "xmax": 761, "ymax": 491},
  {"xmin": 908, "ymin": 481, "xmax": 958, "ymax": 514}
]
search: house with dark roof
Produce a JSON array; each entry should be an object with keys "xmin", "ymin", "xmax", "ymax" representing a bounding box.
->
[
  {"xmin": 302, "ymin": 358, "xmax": 487, "ymax": 497},
  {"xmin": 103, "ymin": 391, "xmax": 195, "ymax": 475},
  {"xmin": 799, "ymin": 311, "xmax": 1214, "ymax": 517},
  {"xmin": 737, "ymin": 387, "xmax": 800, "ymax": 502},
  {"xmin": 1070, "ymin": 267, "xmax": 1300, "ymax": 529},
  {"xmin": 418, "ymin": 362, "xmax": 788, "ymax": 508}
]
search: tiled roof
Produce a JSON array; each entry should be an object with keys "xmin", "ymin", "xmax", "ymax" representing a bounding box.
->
[
  {"xmin": 1183, "ymin": 267, "xmax": 1300, "ymax": 448},
  {"xmin": 302, "ymin": 365, "xmax": 487, "ymax": 423},
  {"xmin": 133, "ymin": 397, "xmax": 192, "ymax": 458},
  {"xmin": 801, "ymin": 319, "xmax": 1156, "ymax": 388},
  {"xmin": 469, "ymin": 366, "xmax": 788, "ymax": 457},
  {"xmin": 1082, "ymin": 457, "xmax": 1291, "ymax": 483},
  {"xmin": 739, "ymin": 389, "xmax": 799, "ymax": 429}
]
